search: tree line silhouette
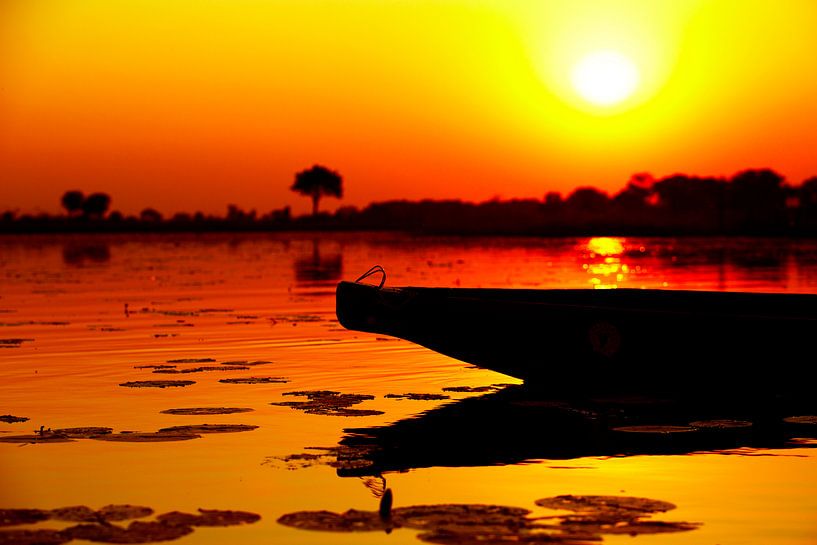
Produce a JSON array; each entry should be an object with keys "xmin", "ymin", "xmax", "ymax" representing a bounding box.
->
[{"xmin": 4, "ymin": 167, "xmax": 817, "ymax": 235}]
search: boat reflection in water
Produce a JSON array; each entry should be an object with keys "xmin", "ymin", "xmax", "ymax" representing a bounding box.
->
[{"xmin": 334, "ymin": 385, "xmax": 817, "ymax": 477}]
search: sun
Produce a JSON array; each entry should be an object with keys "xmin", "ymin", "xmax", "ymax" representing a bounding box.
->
[{"xmin": 571, "ymin": 51, "xmax": 639, "ymax": 107}]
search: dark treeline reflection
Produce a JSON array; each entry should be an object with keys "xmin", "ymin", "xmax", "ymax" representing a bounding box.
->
[
  {"xmin": 293, "ymin": 239, "xmax": 343, "ymax": 284},
  {"xmin": 7, "ymin": 168, "xmax": 817, "ymax": 235},
  {"xmin": 334, "ymin": 385, "xmax": 817, "ymax": 477},
  {"xmin": 62, "ymin": 242, "xmax": 111, "ymax": 267}
]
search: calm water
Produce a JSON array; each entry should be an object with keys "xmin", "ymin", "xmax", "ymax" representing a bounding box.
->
[{"xmin": 1, "ymin": 233, "xmax": 816, "ymax": 544}]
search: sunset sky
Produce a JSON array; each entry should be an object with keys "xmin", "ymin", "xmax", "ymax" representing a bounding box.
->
[{"xmin": 2, "ymin": 0, "xmax": 817, "ymax": 216}]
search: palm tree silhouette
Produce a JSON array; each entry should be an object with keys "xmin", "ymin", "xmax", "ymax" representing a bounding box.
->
[{"xmin": 291, "ymin": 165, "xmax": 343, "ymax": 216}]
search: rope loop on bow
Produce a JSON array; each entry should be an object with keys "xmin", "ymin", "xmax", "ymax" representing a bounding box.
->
[{"xmin": 354, "ymin": 265, "xmax": 386, "ymax": 288}]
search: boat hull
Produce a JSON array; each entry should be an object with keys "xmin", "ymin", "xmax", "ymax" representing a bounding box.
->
[{"xmin": 336, "ymin": 281, "xmax": 817, "ymax": 394}]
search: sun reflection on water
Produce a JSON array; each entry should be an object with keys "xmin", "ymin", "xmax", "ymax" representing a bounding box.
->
[{"xmin": 583, "ymin": 237, "xmax": 629, "ymax": 289}]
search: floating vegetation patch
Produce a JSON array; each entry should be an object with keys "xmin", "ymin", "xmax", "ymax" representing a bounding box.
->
[
  {"xmin": 264, "ymin": 445, "xmax": 375, "ymax": 471},
  {"xmin": 221, "ymin": 360, "xmax": 272, "ymax": 366},
  {"xmin": 49, "ymin": 504, "xmax": 152, "ymax": 523},
  {"xmin": 197, "ymin": 308, "xmax": 234, "ymax": 313},
  {"xmin": 91, "ymin": 431, "xmax": 201, "ymax": 442},
  {"xmin": 783, "ymin": 415, "xmax": 817, "ymax": 426},
  {"xmin": 0, "ymin": 338, "xmax": 34, "ymax": 348},
  {"xmin": 152, "ymin": 333, "xmax": 179, "ymax": 338},
  {"xmin": 612, "ymin": 425, "xmax": 697, "ymax": 434},
  {"xmin": 270, "ymin": 314, "xmax": 323, "ymax": 323},
  {"xmin": 63, "ymin": 521, "xmax": 193, "ymax": 543},
  {"xmin": 220, "ymin": 377, "xmax": 289, "ymax": 384},
  {"xmin": 166, "ymin": 358, "xmax": 216, "ymax": 363},
  {"xmin": 384, "ymin": 393, "xmax": 450, "ymax": 401},
  {"xmin": 0, "ymin": 434, "xmax": 75, "ymax": 444},
  {"xmin": 134, "ymin": 365, "xmax": 177, "ymax": 370},
  {"xmin": 442, "ymin": 384, "xmax": 513, "ymax": 393},
  {"xmin": 153, "ymin": 365, "xmax": 250, "ymax": 374},
  {"xmin": 119, "ymin": 380, "xmax": 195, "ymax": 388},
  {"xmin": 156, "ymin": 509, "xmax": 261, "ymax": 526},
  {"xmin": 158, "ymin": 424, "xmax": 258, "ymax": 434},
  {"xmin": 152, "ymin": 323, "xmax": 195, "ymax": 328},
  {"xmin": 272, "ymin": 391, "xmax": 383, "ymax": 417},
  {"xmin": 690, "ymin": 419, "xmax": 753, "ymax": 430},
  {"xmin": 0, "ymin": 415, "xmax": 29, "ymax": 424},
  {"xmin": 0, "ymin": 528, "xmax": 68, "ymax": 544},
  {"xmin": 0, "ymin": 509, "xmax": 50, "ymax": 526},
  {"xmin": 534, "ymin": 495, "xmax": 675, "ymax": 515},
  {"xmin": 0, "ymin": 321, "xmax": 69, "ymax": 327},
  {"xmin": 278, "ymin": 495, "xmax": 699, "ymax": 543},
  {"xmin": 226, "ymin": 321, "xmax": 254, "ymax": 325},
  {"xmin": 160, "ymin": 407, "xmax": 254, "ymax": 416},
  {"xmin": 51, "ymin": 427, "xmax": 113, "ymax": 438}
]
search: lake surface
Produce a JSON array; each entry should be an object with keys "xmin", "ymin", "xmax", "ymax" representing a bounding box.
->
[{"xmin": 1, "ymin": 233, "xmax": 816, "ymax": 544}]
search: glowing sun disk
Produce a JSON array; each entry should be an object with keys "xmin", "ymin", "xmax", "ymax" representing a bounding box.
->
[{"xmin": 571, "ymin": 51, "xmax": 639, "ymax": 106}]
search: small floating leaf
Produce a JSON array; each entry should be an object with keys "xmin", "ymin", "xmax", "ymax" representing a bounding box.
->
[
  {"xmin": 160, "ymin": 408, "xmax": 253, "ymax": 416},
  {"xmin": 119, "ymin": 381, "xmax": 195, "ymax": 388}
]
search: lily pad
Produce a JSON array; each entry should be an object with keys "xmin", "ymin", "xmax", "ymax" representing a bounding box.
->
[
  {"xmin": 52, "ymin": 427, "xmax": 113, "ymax": 438},
  {"xmin": 783, "ymin": 415, "xmax": 817, "ymax": 426},
  {"xmin": 271, "ymin": 391, "xmax": 383, "ymax": 417},
  {"xmin": 64, "ymin": 520, "xmax": 193, "ymax": 543},
  {"xmin": 534, "ymin": 495, "xmax": 676, "ymax": 515},
  {"xmin": 0, "ymin": 338, "xmax": 34, "ymax": 348},
  {"xmin": 157, "ymin": 509, "xmax": 260, "ymax": 526},
  {"xmin": 690, "ymin": 420, "xmax": 753, "ymax": 430},
  {"xmin": 166, "ymin": 358, "xmax": 216, "ymax": 363},
  {"xmin": 90, "ymin": 431, "xmax": 200, "ymax": 442},
  {"xmin": 0, "ymin": 509, "xmax": 50, "ymax": 526},
  {"xmin": 219, "ymin": 377, "xmax": 288, "ymax": 384},
  {"xmin": 153, "ymin": 366, "xmax": 250, "ymax": 374},
  {"xmin": 157, "ymin": 424, "xmax": 258, "ymax": 434},
  {"xmin": 97, "ymin": 505, "xmax": 154, "ymax": 522},
  {"xmin": 0, "ymin": 529, "xmax": 68, "ymax": 545},
  {"xmin": 384, "ymin": 393, "xmax": 450, "ymax": 401},
  {"xmin": 0, "ymin": 434, "xmax": 75, "ymax": 444},
  {"xmin": 119, "ymin": 381, "xmax": 195, "ymax": 388},
  {"xmin": 0, "ymin": 415, "xmax": 28, "ymax": 423},
  {"xmin": 611, "ymin": 425, "xmax": 697, "ymax": 434},
  {"xmin": 277, "ymin": 509, "xmax": 385, "ymax": 532},
  {"xmin": 160, "ymin": 408, "xmax": 253, "ymax": 416}
]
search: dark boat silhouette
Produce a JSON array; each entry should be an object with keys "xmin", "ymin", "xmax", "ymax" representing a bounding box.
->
[{"xmin": 336, "ymin": 269, "xmax": 817, "ymax": 395}]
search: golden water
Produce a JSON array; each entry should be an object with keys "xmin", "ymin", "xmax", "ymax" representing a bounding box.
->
[{"xmin": 1, "ymin": 233, "xmax": 816, "ymax": 544}]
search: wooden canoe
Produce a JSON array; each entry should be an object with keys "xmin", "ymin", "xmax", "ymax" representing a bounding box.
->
[{"xmin": 336, "ymin": 276, "xmax": 817, "ymax": 394}]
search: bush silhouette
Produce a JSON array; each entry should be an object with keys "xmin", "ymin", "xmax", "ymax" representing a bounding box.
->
[
  {"xmin": 61, "ymin": 190, "xmax": 85, "ymax": 216},
  {"xmin": 81, "ymin": 193, "xmax": 111, "ymax": 219}
]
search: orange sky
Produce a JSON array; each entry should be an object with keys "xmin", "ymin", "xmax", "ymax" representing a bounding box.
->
[{"xmin": 2, "ymin": 0, "xmax": 817, "ymax": 216}]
